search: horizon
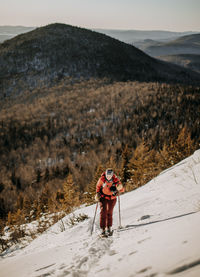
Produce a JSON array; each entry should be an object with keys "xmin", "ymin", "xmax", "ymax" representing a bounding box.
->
[
  {"xmin": 0, "ymin": 0, "xmax": 200, "ymax": 32},
  {"xmin": 0, "ymin": 23, "xmax": 199, "ymax": 34}
]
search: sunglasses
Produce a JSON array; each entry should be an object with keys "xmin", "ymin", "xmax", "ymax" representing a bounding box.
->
[{"xmin": 106, "ymin": 170, "xmax": 113, "ymax": 175}]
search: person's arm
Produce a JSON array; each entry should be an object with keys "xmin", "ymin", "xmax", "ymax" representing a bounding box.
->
[
  {"xmin": 96, "ymin": 178, "xmax": 103, "ymax": 193},
  {"xmin": 95, "ymin": 178, "xmax": 103, "ymax": 201},
  {"xmin": 115, "ymin": 177, "xmax": 125, "ymax": 193},
  {"xmin": 117, "ymin": 183, "xmax": 125, "ymax": 193}
]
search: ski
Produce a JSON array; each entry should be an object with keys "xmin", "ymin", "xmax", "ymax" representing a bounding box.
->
[{"xmin": 115, "ymin": 225, "xmax": 135, "ymax": 232}]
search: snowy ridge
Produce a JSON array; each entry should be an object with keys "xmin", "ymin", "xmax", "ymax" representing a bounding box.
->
[{"xmin": 1, "ymin": 150, "xmax": 200, "ymax": 277}]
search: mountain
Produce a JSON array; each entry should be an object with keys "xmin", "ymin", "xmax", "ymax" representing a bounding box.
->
[
  {"xmin": 134, "ymin": 39, "xmax": 163, "ymax": 52},
  {"xmin": 1, "ymin": 150, "xmax": 200, "ymax": 277},
  {"xmin": 1, "ymin": 23, "xmax": 200, "ymax": 97},
  {"xmin": 0, "ymin": 26, "xmax": 35, "ymax": 43},
  {"xmin": 140, "ymin": 33, "xmax": 200, "ymax": 57},
  {"xmin": 159, "ymin": 54, "xmax": 200, "ymax": 73},
  {"xmin": 93, "ymin": 29, "xmax": 196, "ymax": 44}
]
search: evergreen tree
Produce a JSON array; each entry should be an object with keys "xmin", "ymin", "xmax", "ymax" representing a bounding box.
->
[
  {"xmin": 174, "ymin": 127, "xmax": 195, "ymax": 160},
  {"xmin": 120, "ymin": 145, "xmax": 132, "ymax": 185},
  {"xmin": 159, "ymin": 127, "xmax": 195, "ymax": 167},
  {"xmin": 31, "ymin": 200, "xmax": 39, "ymax": 220},
  {"xmin": 44, "ymin": 168, "xmax": 50, "ymax": 181},
  {"xmin": 36, "ymin": 168, "xmax": 42, "ymax": 183},
  {"xmin": 84, "ymin": 164, "xmax": 104, "ymax": 205},
  {"xmin": 0, "ymin": 198, "xmax": 6, "ymax": 219},
  {"xmin": 128, "ymin": 141, "xmax": 151, "ymax": 190},
  {"xmin": 38, "ymin": 186, "xmax": 51, "ymax": 215},
  {"xmin": 16, "ymin": 193, "xmax": 24, "ymax": 210},
  {"xmin": 13, "ymin": 209, "xmax": 24, "ymax": 225},
  {"xmin": 23, "ymin": 195, "xmax": 32, "ymax": 220},
  {"xmin": 106, "ymin": 157, "xmax": 117, "ymax": 173},
  {"xmin": 62, "ymin": 174, "xmax": 80, "ymax": 213},
  {"xmin": 7, "ymin": 211, "xmax": 13, "ymax": 226}
]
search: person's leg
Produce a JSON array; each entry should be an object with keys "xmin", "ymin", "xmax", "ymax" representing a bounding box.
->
[
  {"xmin": 107, "ymin": 198, "xmax": 117, "ymax": 228},
  {"xmin": 99, "ymin": 198, "xmax": 108, "ymax": 231}
]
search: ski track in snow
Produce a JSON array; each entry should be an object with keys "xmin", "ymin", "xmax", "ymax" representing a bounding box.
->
[{"xmin": 1, "ymin": 150, "xmax": 200, "ymax": 277}]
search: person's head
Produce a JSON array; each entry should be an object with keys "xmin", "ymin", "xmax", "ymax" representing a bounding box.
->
[{"xmin": 105, "ymin": 168, "xmax": 113, "ymax": 181}]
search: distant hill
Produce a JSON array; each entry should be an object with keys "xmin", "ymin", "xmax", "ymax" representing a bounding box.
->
[
  {"xmin": 159, "ymin": 54, "xmax": 200, "ymax": 73},
  {"xmin": 139, "ymin": 33, "xmax": 200, "ymax": 57},
  {"xmin": 0, "ymin": 26, "xmax": 35, "ymax": 43},
  {"xmin": 93, "ymin": 29, "xmax": 196, "ymax": 44},
  {"xmin": 134, "ymin": 39, "xmax": 163, "ymax": 52},
  {"xmin": 0, "ymin": 23, "xmax": 200, "ymax": 97}
]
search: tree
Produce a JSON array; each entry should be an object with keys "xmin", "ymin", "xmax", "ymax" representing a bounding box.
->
[
  {"xmin": 13, "ymin": 209, "xmax": 24, "ymax": 225},
  {"xmin": 128, "ymin": 141, "xmax": 153, "ymax": 190},
  {"xmin": 120, "ymin": 145, "xmax": 132, "ymax": 185},
  {"xmin": 62, "ymin": 174, "xmax": 80, "ymax": 213},
  {"xmin": 159, "ymin": 127, "xmax": 196, "ymax": 167},
  {"xmin": 16, "ymin": 193, "xmax": 24, "ymax": 210},
  {"xmin": 31, "ymin": 200, "xmax": 39, "ymax": 220},
  {"xmin": 0, "ymin": 198, "xmax": 6, "ymax": 219},
  {"xmin": 84, "ymin": 164, "xmax": 104, "ymax": 205},
  {"xmin": 106, "ymin": 156, "xmax": 117, "ymax": 172},
  {"xmin": 23, "ymin": 195, "xmax": 32, "ymax": 220},
  {"xmin": 7, "ymin": 211, "xmax": 13, "ymax": 226},
  {"xmin": 38, "ymin": 186, "xmax": 51, "ymax": 215},
  {"xmin": 36, "ymin": 168, "xmax": 42, "ymax": 183}
]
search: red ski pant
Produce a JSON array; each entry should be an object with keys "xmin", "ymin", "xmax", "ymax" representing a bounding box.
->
[{"xmin": 99, "ymin": 197, "xmax": 117, "ymax": 229}]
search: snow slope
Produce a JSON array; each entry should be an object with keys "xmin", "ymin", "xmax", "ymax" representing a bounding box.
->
[{"xmin": 1, "ymin": 150, "xmax": 200, "ymax": 277}]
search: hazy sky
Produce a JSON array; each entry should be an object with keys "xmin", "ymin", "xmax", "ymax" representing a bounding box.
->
[{"xmin": 0, "ymin": 0, "xmax": 199, "ymax": 31}]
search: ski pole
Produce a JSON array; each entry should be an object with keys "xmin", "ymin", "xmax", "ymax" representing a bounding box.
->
[
  {"xmin": 118, "ymin": 194, "xmax": 122, "ymax": 229},
  {"xmin": 91, "ymin": 202, "xmax": 98, "ymax": 235}
]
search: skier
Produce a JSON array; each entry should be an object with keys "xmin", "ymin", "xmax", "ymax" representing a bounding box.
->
[{"xmin": 95, "ymin": 168, "xmax": 124, "ymax": 237}]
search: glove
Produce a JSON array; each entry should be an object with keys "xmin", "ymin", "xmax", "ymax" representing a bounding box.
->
[
  {"xmin": 113, "ymin": 190, "xmax": 119, "ymax": 196},
  {"xmin": 95, "ymin": 192, "xmax": 101, "ymax": 202},
  {"xmin": 116, "ymin": 184, "xmax": 123, "ymax": 191}
]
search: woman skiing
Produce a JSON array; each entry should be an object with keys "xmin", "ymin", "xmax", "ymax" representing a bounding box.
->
[{"xmin": 95, "ymin": 168, "xmax": 124, "ymax": 237}]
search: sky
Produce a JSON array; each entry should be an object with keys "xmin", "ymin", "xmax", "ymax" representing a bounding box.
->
[{"xmin": 0, "ymin": 0, "xmax": 200, "ymax": 31}]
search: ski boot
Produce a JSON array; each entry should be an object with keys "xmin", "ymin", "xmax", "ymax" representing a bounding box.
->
[
  {"xmin": 107, "ymin": 227, "xmax": 114, "ymax": 236},
  {"xmin": 100, "ymin": 229, "xmax": 108, "ymax": 238}
]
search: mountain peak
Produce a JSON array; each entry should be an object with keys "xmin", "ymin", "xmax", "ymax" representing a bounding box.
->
[{"xmin": 0, "ymin": 23, "xmax": 200, "ymax": 97}]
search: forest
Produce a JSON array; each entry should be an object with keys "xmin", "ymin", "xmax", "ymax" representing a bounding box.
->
[{"xmin": 0, "ymin": 78, "xmax": 199, "ymax": 248}]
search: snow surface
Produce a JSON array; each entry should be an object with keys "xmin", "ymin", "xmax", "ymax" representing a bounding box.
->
[{"xmin": 1, "ymin": 150, "xmax": 200, "ymax": 277}]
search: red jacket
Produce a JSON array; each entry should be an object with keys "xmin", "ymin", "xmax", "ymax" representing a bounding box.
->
[{"xmin": 96, "ymin": 172, "xmax": 124, "ymax": 200}]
